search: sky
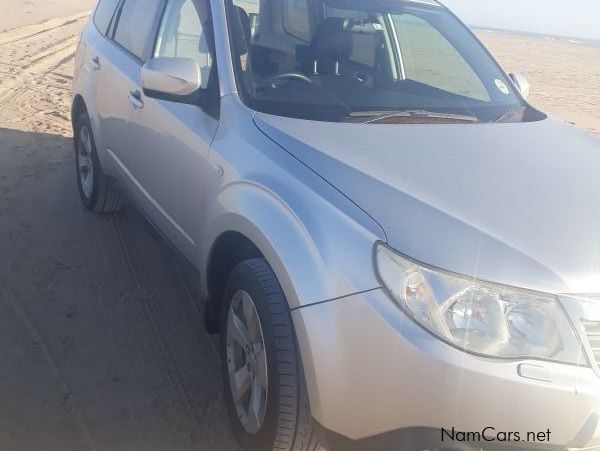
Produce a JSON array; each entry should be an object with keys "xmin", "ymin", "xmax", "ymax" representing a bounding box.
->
[{"xmin": 440, "ymin": 0, "xmax": 600, "ymax": 41}]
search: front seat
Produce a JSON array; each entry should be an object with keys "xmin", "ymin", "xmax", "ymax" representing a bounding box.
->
[
  {"xmin": 310, "ymin": 17, "xmax": 353, "ymax": 76},
  {"xmin": 231, "ymin": 5, "xmax": 252, "ymax": 56},
  {"xmin": 230, "ymin": 6, "xmax": 255, "ymax": 90}
]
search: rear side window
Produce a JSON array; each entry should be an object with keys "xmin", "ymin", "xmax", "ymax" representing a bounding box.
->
[
  {"xmin": 113, "ymin": 0, "xmax": 163, "ymax": 60},
  {"xmin": 93, "ymin": 0, "xmax": 120, "ymax": 34}
]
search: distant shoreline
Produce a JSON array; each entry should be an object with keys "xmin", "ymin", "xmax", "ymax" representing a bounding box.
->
[{"xmin": 472, "ymin": 26, "xmax": 600, "ymax": 46}]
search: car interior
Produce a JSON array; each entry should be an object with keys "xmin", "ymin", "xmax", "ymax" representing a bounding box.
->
[
  {"xmin": 226, "ymin": 0, "xmax": 535, "ymax": 123},
  {"xmin": 230, "ymin": 0, "xmax": 408, "ymax": 115}
]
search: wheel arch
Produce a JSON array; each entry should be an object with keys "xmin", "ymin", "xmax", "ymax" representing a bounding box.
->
[
  {"xmin": 71, "ymin": 94, "xmax": 88, "ymax": 133},
  {"xmin": 202, "ymin": 211, "xmax": 326, "ymax": 333},
  {"xmin": 71, "ymin": 93, "xmax": 111, "ymax": 174},
  {"xmin": 201, "ymin": 181, "xmax": 335, "ymax": 332},
  {"xmin": 204, "ymin": 230, "xmax": 265, "ymax": 332}
]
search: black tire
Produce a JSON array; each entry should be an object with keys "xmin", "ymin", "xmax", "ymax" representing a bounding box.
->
[
  {"xmin": 74, "ymin": 111, "xmax": 123, "ymax": 213},
  {"xmin": 220, "ymin": 258, "xmax": 323, "ymax": 451}
]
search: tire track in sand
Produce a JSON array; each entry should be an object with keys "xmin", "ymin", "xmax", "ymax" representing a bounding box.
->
[
  {"xmin": 79, "ymin": 204, "xmax": 238, "ymax": 450},
  {"xmin": 0, "ymin": 12, "xmax": 89, "ymax": 47},
  {"xmin": 0, "ymin": 14, "xmax": 87, "ymax": 134},
  {"xmin": 0, "ymin": 279, "xmax": 97, "ymax": 451}
]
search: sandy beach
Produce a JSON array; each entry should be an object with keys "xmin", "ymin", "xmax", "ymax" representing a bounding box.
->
[
  {"xmin": 478, "ymin": 30, "xmax": 600, "ymax": 135},
  {"xmin": 0, "ymin": 3, "xmax": 598, "ymax": 450},
  {"xmin": 0, "ymin": 0, "xmax": 95, "ymax": 31}
]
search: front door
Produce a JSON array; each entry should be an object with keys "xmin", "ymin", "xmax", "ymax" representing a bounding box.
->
[
  {"xmin": 121, "ymin": 0, "xmax": 220, "ymax": 263},
  {"xmin": 98, "ymin": 0, "xmax": 164, "ymax": 186}
]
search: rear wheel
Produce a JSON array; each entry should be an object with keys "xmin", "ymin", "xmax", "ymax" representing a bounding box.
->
[
  {"xmin": 221, "ymin": 258, "xmax": 323, "ymax": 451},
  {"xmin": 74, "ymin": 112, "xmax": 123, "ymax": 213}
]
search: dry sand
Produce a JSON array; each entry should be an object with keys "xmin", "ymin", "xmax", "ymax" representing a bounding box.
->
[
  {"xmin": 0, "ymin": 0, "xmax": 95, "ymax": 31},
  {"xmin": 0, "ymin": 4, "xmax": 599, "ymax": 450}
]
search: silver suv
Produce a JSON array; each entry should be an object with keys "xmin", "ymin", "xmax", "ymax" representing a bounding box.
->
[{"xmin": 72, "ymin": 0, "xmax": 600, "ymax": 449}]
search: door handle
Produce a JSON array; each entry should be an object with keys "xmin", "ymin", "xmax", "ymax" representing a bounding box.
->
[
  {"xmin": 91, "ymin": 56, "xmax": 101, "ymax": 71},
  {"xmin": 128, "ymin": 90, "xmax": 144, "ymax": 110}
]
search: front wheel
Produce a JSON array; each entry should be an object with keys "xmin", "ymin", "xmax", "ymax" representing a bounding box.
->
[{"xmin": 221, "ymin": 259, "xmax": 322, "ymax": 451}]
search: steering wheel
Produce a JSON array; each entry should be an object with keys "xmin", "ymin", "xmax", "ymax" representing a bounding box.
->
[{"xmin": 257, "ymin": 72, "xmax": 313, "ymax": 90}]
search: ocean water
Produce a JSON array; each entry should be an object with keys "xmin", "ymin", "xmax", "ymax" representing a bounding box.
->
[{"xmin": 473, "ymin": 27, "xmax": 600, "ymax": 47}]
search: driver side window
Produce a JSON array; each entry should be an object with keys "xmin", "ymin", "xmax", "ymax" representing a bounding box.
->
[{"xmin": 154, "ymin": 0, "xmax": 214, "ymax": 89}]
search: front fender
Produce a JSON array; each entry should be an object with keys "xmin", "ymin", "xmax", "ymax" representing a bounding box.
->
[
  {"xmin": 202, "ymin": 179, "xmax": 383, "ymax": 308},
  {"xmin": 202, "ymin": 182, "xmax": 327, "ymax": 309},
  {"xmin": 201, "ymin": 103, "xmax": 386, "ymax": 308}
]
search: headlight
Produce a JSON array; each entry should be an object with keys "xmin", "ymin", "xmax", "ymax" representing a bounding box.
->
[{"xmin": 375, "ymin": 244, "xmax": 584, "ymax": 365}]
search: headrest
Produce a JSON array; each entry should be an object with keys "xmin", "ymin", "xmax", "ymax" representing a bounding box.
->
[
  {"xmin": 311, "ymin": 17, "xmax": 353, "ymax": 66},
  {"xmin": 231, "ymin": 6, "xmax": 251, "ymax": 55}
]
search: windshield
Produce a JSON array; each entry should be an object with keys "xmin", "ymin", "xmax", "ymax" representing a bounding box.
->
[{"xmin": 226, "ymin": 0, "xmax": 529, "ymax": 123}]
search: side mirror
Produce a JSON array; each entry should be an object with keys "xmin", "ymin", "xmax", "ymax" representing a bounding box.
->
[
  {"xmin": 141, "ymin": 57, "xmax": 201, "ymax": 97},
  {"xmin": 509, "ymin": 72, "xmax": 530, "ymax": 100}
]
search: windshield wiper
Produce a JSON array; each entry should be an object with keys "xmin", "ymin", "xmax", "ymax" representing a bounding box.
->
[
  {"xmin": 351, "ymin": 109, "xmax": 479, "ymax": 124},
  {"xmin": 493, "ymin": 106, "xmax": 526, "ymax": 123}
]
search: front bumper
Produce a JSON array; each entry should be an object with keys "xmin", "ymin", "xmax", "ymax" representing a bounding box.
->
[{"xmin": 292, "ymin": 288, "xmax": 600, "ymax": 451}]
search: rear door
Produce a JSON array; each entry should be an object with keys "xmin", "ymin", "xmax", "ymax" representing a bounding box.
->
[
  {"xmin": 83, "ymin": 0, "xmax": 129, "ymax": 168},
  {"xmin": 121, "ymin": 0, "xmax": 221, "ymax": 263},
  {"xmin": 100, "ymin": 0, "xmax": 165, "ymax": 183}
]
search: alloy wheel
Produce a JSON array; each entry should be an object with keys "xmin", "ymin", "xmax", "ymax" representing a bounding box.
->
[
  {"xmin": 77, "ymin": 125, "xmax": 94, "ymax": 199},
  {"xmin": 226, "ymin": 290, "xmax": 269, "ymax": 434}
]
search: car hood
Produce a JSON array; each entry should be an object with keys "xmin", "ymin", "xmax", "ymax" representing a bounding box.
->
[{"xmin": 255, "ymin": 113, "xmax": 600, "ymax": 294}]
